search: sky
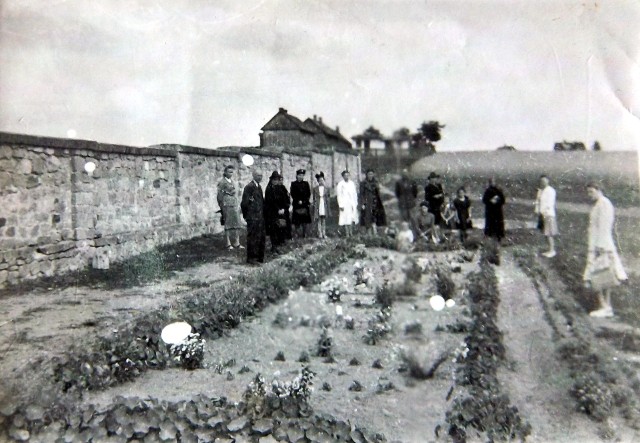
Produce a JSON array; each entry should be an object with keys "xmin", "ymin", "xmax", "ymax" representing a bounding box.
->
[{"xmin": 0, "ymin": 0, "xmax": 639, "ymax": 152}]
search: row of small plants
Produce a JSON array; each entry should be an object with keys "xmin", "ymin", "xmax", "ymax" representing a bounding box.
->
[
  {"xmin": 442, "ymin": 245, "xmax": 532, "ymax": 442},
  {"xmin": 513, "ymin": 248, "xmax": 639, "ymax": 426},
  {"xmin": 3, "ymin": 367, "xmax": 385, "ymax": 442},
  {"xmin": 1, "ymin": 238, "xmax": 371, "ymax": 441}
]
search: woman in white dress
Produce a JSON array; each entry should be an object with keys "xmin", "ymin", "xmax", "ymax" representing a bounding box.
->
[
  {"xmin": 336, "ymin": 170, "xmax": 358, "ymax": 237},
  {"xmin": 583, "ymin": 183, "xmax": 627, "ymax": 318},
  {"xmin": 312, "ymin": 172, "xmax": 331, "ymax": 239}
]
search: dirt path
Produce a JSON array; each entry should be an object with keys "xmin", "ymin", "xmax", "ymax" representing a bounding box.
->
[
  {"xmin": 0, "ymin": 249, "xmax": 252, "ymax": 404},
  {"xmin": 495, "ymin": 253, "xmax": 601, "ymax": 442}
]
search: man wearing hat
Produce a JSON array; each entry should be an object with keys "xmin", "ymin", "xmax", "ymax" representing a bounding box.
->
[
  {"xmin": 312, "ymin": 172, "xmax": 331, "ymax": 239},
  {"xmin": 424, "ymin": 171, "xmax": 445, "ymax": 226},
  {"xmin": 241, "ymin": 170, "xmax": 266, "ymax": 265},
  {"xmin": 290, "ymin": 169, "xmax": 312, "ymax": 238},
  {"xmin": 265, "ymin": 171, "xmax": 291, "ymax": 254}
]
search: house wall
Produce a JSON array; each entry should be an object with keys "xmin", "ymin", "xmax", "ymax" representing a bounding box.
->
[{"xmin": 260, "ymin": 130, "xmax": 314, "ymax": 151}]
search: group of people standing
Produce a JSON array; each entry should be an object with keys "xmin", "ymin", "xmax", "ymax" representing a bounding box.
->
[
  {"xmin": 217, "ymin": 166, "xmax": 331, "ymax": 265},
  {"xmin": 220, "ymin": 163, "xmax": 628, "ymax": 318}
]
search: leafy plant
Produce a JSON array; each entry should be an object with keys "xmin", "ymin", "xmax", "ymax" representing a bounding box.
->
[
  {"xmin": 435, "ymin": 266, "xmax": 456, "ymax": 300},
  {"xmin": 316, "ymin": 328, "xmax": 333, "ymax": 357},
  {"xmin": 170, "ymin": 333, "xmax": 205, "ymax": 370},
  {"xmin": 364, "ymin": 307, "xmax": 392, "ymax": 345},
  {"xmin": 375, "ymin": 281, "xmax": 395, "ymax": 308}
]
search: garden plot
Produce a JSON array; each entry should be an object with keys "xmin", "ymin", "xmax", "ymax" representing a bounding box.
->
[{"xmin": 82, "ymin": 248, "xmax": 478, "ymax": 441}]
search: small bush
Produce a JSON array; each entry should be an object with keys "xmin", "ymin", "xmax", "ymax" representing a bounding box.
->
[
  {"xmin": 435, "ymin": 267, "xmax": 456, "ymax": 300},
  {"xmin": 364, "ymin": 307, "xmax": 392, "ymax": 345},
  {"xmin": 570, "ymin": 374, "xmax": 614, "ymax": 421},
  {"xmin": 404, "ymin": 321, "xmax": 423, "ymax": 335},
  {"xmin": 170, "ymin": 333, "xmax": 205, "ymax": 370},
  {"xmin": 403, "ymin": 258, "xmax": 423, "ymax": 284},
  {"xmin": 375, "ymin": 281, "xmax": 395, "ymax": 308},
  {"xmin": 480, "ymin": 238, "xmax": 501, "ymax": 265},
  {"xmin": 316, "ymin": 328, "xmax": 333, "ymax": 357}
]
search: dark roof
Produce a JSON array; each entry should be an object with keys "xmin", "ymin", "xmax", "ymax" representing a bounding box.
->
[
  {"xmin": 304, "ymin": 117, "xmax": 352, "ymax": 146},
  {"xmin": 261, "ymin": 108, "xmax": 316, "ymax": 134}
]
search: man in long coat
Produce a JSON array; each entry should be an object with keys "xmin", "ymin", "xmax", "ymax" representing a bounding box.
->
[
  {"xmin": 264, "ymin": 171, "xmax": 291, "ymax": 253},
  {"xmin": 395, "ymin": 170, "xmax": 418, "ymax": 223},
  {"xmin": 482, "ymin": 177, "xmax": 506, "ymax": 242},
  {"xmin": 360, "ymin": 169, "xmax": 386, "ymax": 235},
  {"xmin": 290, "ymin": 169, "xmax": 312, "ymax": 238},
  {"xmin": 424, "ymin": 172, "xmax": 445, "ymax": 225},
  {"xmin": 336, "ymin": 170, "xmax": 358, "ymax": 237},
  {"xmin": 240, "ymin": 170, "xmax": 265, "ymax": 264}
]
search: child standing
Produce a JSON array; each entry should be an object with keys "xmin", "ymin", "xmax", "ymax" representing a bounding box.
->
[{"xmin": 453, "ymin": 187, "xmax": 472, "ymax": 242}]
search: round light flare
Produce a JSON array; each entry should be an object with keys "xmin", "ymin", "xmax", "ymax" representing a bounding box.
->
[
  {"xmin": 242, "ymin": 154, "xmax": 254, "ymax": 166},
  {"xmin": 161, "ymin": 321, "xmax": 192, "ymax": 345}
]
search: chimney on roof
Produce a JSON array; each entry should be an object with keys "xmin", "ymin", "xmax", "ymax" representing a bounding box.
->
[
  {"xmin": 279, "ymin": 107, "xmax": 287, "ymax": 113},
  {"xmin": 313, "ymin": 114, "xmax": 317, "ymax": 121},
  {"xmin": 336, "ymin": 126, "xmax": 340, "ymax": 133},
  {"xmin": 319, "ymin": 117, "xmax": 323, "ymax": 124}
]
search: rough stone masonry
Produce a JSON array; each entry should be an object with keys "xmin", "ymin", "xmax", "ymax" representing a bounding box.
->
[{"xmin": 0, "ymin": 132, "xmax": 360, "ymax": 288}]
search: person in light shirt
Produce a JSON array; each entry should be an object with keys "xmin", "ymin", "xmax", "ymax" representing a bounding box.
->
[
  {"xmin": 536, "ymin": 175, "xmax": 558, "ymax": 257},
  {"xmin": 336, "ymin": 170, "xmax": 358, "ymax": 237},
  {"xmin": 312, "ymin": 172, "xmax": 331, "ymax": 239},
  {"xmin": 583, "ymin": 183, "xmax": 627, "ymax": 318}
]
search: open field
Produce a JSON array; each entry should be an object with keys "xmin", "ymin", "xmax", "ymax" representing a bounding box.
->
[{"xmin": 411, "ymin": 151, "xmax": 639, "ymax": 207}]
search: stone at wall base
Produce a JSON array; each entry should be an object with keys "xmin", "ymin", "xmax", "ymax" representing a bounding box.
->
[{"xmin": 92, "ymin": 248, "xmax": 110, "ymax": 270}]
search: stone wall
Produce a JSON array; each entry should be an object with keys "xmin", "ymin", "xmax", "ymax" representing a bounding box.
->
[
  {"xmin": 0, "ymin": 132, "xmax": 360, "ymax": 287},
  {"xmin": 311, "ymin": 151, "xmax": 334, "ymax": 188}
]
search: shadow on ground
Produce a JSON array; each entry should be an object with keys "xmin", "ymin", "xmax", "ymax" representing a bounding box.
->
[{"xmin": 0, "ymin": 233, "xmax": 241, "ymax": 297}]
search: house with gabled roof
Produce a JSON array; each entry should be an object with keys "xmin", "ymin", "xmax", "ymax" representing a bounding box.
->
[
  {"xmin": 304, "ymin": 115, "xmax": 352, "ymax": 151},
  {"xmin": 259, "ymin": 108, "xmax": 352, "ymax": 153}
]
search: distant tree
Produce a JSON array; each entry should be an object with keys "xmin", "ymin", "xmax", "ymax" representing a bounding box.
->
[
  {"xmin": 353, "ymin": 126, "xmax": 386, "ymax": 152},
  {"xmin": 363, "ymin": 126, "xmax": 383, "ymax": 140},
  {"xmin": 408, "ymin": 120, "xmax": 444, "ymax": 155},
  {"xmin": 553, "ymin": 140, "xmax": 586, "ymax": 151},
  {"xmin": 418, "ymin": 121, "xmax": 445, "ymax": 144},
  {"xmin": 497, "ymin": 145, "xmax": 516, "ymax": 151},
  {"xmin": 592, "ymin": 141, "xmax": 602, "ymax": 151}
]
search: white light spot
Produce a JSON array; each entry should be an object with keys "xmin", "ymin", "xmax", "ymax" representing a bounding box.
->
[
  {"xmin": 429, "ymin": 295, "xmax": 446, "ymax": 311},
  {"xmin": 161, "ymin": 322, "xmax": 192, "ymax": 345},
  {"xmin": 67, "ymin": 129, "xmax": 77, "ymax": 138},
  {"xmin": 242, "ymin": 154, "xmax": 254, "ymax": 166},
  {"xmin": 84, "ymin": 162, "xmax": 96, "ymax": 174},
  {"xmin": 446, "ymin": 299, "xmax": 456, "ymax": 308}
]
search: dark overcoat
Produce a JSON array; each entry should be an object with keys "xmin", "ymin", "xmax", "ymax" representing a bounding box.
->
[
  {"xmin": 265, "ymin": 181, "xmax": 291, "ymax": 246},
  {"xmin": 290, "ymin": 180, "xmax": 312, "ymax": 225},
  {"xmin": 359, "ymin": 179, "xmax": 386, "ymax": 227},
  {"xmin": 482, "ymin": 185, "xmax": 506, "ymax": 240},
  {"xmin": 240, "ymin": 181, "xmax": 266, "ymax": 262}
]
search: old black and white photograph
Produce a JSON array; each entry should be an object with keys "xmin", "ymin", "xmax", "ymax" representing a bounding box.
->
[{"xmin": 0, "ymin": 1, "xmax": 639, "ymax": 442}]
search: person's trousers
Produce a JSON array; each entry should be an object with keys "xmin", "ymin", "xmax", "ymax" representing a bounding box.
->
[{"xmin": 246, "ymin": 219, "xmax": 265, "ymax": 263}]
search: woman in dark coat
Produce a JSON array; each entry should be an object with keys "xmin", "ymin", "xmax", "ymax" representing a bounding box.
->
[
  {"xmin": 265, "ymin": 171, "xmax": 291, "ymax": 253},
  {"xmin": 290, "ymin": 169, "xmax": 312, "ymax": 238},
  {"xmin": 359, "ymin": 169, "xmax": 386, "ymax": 235},
  {"xmin": 482, "ymin": 178, "xmax": 506, "ymax": 241}
]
